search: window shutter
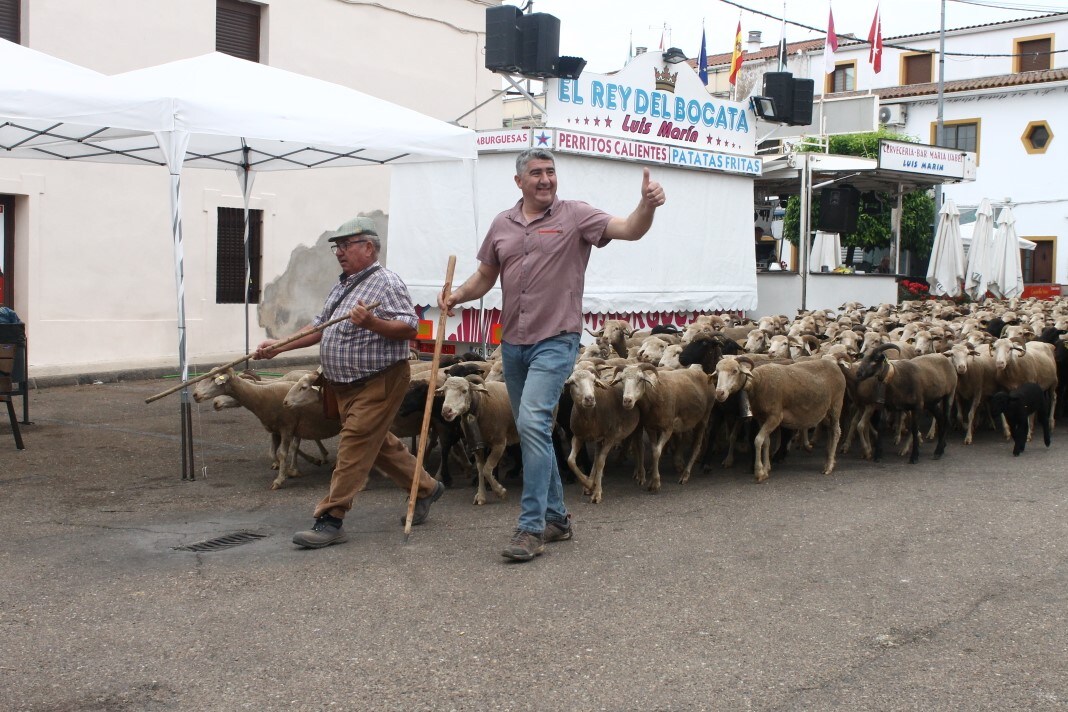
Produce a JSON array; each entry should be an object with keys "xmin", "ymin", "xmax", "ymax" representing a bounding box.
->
[
  {"xmin": 1018, "ymin": 39, "xmax": 1051, "ymax": 72},
  {"xmin": 0, "ymin": 0, "xmax": 20, "ymax": 43},
  {"xmin": 216, "ymin": 0, "xmax": 260, "ymax": 62},
  {"xmin": 904, "ymin": 54, "xmax": 932, "ymax": 85}
]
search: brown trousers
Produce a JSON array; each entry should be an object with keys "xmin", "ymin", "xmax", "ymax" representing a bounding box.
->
[{"xmin": 314, "ymin": 361, "xmax": 438, "ymax": 520}]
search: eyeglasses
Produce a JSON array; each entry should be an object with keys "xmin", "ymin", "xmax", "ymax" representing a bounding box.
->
[{"xmin": 330, "ymin": 238, "xmax": 370, "ymax": 253}]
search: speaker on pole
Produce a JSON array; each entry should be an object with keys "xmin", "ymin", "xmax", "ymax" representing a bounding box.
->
[
  {"xmin": 762, "ymin": 72, "xmax": 793, "ymax": 122},
  {"xmin": 518, "ymin": 13, "xmax": 561, "ymax": 78},
  {"xmin": 485, "ymin": 6, "xmax": 523, "ymax": 73},
  {"xmin": 789, "ymin": 78, "xmax": 814, "ymax": 126}
]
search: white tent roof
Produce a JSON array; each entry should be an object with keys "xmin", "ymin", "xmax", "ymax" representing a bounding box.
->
[
  {"xmin": 0, "ymin": 39, "xmax": 170, "ymax": 160},
  {"xmin": 108, "ymin": 53, "xmax": 476, "ymax": 170}
]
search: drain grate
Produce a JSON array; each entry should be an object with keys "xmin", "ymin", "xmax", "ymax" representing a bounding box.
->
[{"xmin": 173, "ymin": 531, "xmax": 268, "ymax": 552}]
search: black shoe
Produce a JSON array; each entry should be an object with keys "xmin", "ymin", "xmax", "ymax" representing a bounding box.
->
[
  {"xmin": 293, "ymin": 514, "xmax": 348, "ymax": 549},
  {"xmin": 403, "ymin": 480, "xmax": 445, "ymax": 526},
  {"xmin": 501, "ymin": 529, "xmax": 545, "ymax": 561},
  {"xmin": 543, "ymin": 514, "xmax": 573, "ymax": 542}
]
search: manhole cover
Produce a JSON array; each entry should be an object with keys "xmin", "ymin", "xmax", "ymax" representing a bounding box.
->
[{"xmin": 173, "ymin": 531, "xmax": 268, "ymax": 552}]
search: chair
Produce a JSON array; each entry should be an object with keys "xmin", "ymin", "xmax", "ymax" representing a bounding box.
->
[{"xmin": 0, "ymin": 322, "xmax": 28, "ymax": 449}]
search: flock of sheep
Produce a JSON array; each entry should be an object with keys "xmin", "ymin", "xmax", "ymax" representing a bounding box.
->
[{"xmin": 192, "ymin": 294, "xmax": 1067, "ymax": 502}]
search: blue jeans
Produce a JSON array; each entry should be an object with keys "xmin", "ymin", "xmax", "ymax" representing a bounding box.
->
[{"xmin": 501, "ymin": 333, "xmax": 580, "ymax": 534}]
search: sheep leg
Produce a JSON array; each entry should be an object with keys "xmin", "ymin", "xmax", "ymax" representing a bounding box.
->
[
  {"xmin": 269, "ymin": 432, "xmax": 282, "ymax": 469},
  {"xmin": 473, "ymin": 444, "xmax": 508, "ymax": 505},
  {"xmin": 963, "ymin": 396, "xmax": 981, "ymax": 445},
  {"xmin": 822, "ymin": 409, "xmax": 842, "ymax": 475},
  {"xmin": 771, "ymin": 428, "xmax": 792, "ymax": 463},
  {"xmin": 647, "ymin": 429, "xmax": 671, "ymax": 493},
  {"xmin": 1040, "ymin": 395, "xmax": 1052, "ymax": 448},
  {"xmin": 752, "ymin": 418, "xmax": 778, "ymax": 483},
  {"xmin": 721, "ymin": 419, "xmax": 741, "ymax": 468},
  {"xmin": 931, "ymin": 396, "xmax": 949, "ymax": 460},
  {"xmin": 907, "ymin": 407, "xmax": 922, "ymax": 464},
  {"xmin": 589, "ymin": 441, "xmax": 615, "ymax": 504},
  {"xmin": 678, "ymin": 415, "xmax": 711, "ymax": 485},
  {"xmin": 857, "ymin": 406, "xmax": 876, "ymax": 461},
  {"xmin": 567, "ymin": 435, "xmax": 595, "ymax": 493},
  {"xmin": 870, "ymin": 408, "xmax": 884, "ymax": 462},
  {"xmin": 271, "ymin": 433, "xmax": 297, "ymax": 489},
  {"xmin": 1026, "ymin": 412, "xmax": 1035, "ymax": 442},
  {"xmin": 840, "ymin": 408, "xmax": 860, "ymax": 455}
]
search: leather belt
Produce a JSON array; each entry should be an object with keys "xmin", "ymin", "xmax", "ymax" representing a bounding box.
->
[{"xmin": 326, "ymin": 359, "xmax": 405, "ymax": 389}]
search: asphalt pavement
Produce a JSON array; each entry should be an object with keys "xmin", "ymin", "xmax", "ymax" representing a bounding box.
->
[{"xmin": 2, "ymin": 375, "xmax": 1067, "ymax": 711}]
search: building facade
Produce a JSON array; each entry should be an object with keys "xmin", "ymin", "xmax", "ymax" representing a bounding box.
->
[
  {"xmin": 0, "ymin": 0, "xmax": 502, "ymax": 375},
  {"xmin": 709, "ymin": 13, "xmax": 1068, "ymax": 286}
]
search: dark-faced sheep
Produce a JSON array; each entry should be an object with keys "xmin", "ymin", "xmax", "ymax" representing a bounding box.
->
[{"xmin": 989, "ymin": 383, "xmax": 1051, "ymax": 455}]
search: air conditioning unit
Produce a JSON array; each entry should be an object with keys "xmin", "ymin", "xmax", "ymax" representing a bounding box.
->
[{"xmin": 878, "ymin": 104, "xmax": 907, "ymax": 126}]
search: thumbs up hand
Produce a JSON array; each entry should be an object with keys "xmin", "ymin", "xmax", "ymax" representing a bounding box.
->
[{"xmin": 641, "ymin": 167, "xmax": 666, "ymax": 208}]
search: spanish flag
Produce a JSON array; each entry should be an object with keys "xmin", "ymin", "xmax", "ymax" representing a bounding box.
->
[{"xmin": 728, "ymin": 20, "xmax": 744, "ymax": 86}]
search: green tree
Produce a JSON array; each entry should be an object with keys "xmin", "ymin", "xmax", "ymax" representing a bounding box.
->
[{"xmin": 781, "ymin": 129, "xmax": 936, "ymax": 263}]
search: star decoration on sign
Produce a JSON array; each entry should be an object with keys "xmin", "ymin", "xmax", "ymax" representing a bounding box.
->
[
  {"xmin": 594, "ymin": 117, "xmax": 601, "ymax": 126},
  {"xmin": 535, "ymin": 131, "xmax": 551, "ymax": 146},
  {"xmin": 707, "ymin": 135, "xmax": 714, "ymax": 144},
  {"xmin": 603, "ymin": 117, "xmax": 612, "ymax": 127},
  {"xmin": 584, "ymin": 117, "xmax": 590, "ymax": 125}
]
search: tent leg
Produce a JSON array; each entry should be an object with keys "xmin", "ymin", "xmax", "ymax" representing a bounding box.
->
[{"xmin": 180, "ymin": 397, "xmax": 195, "ymax": 481}]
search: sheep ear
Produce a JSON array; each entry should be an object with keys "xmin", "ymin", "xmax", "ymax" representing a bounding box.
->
[
  {"xmin": 471, "ymin": 381, "xmax": 489, "ymax": 393},
  {"xmin": 594, "ymin": 378, "xmax": 608, "ymax": 390},
  {"xmin": 214, "ymin": 373, "xmax": 230, "ymax": 385},
  {"xmin": 564, "ymin": 374, "xmax": 575, "ymax": 385},
  {"xmin": 1012, "ymin": 344, "xmax": 1026, "ymax": 354},
  {"xmin": 434, "ymin": 384, "xmax": 446, "ymax": 395},
  {"xmin": 738, "ymin": 361, "xmax": 754, "ymax": 377}
]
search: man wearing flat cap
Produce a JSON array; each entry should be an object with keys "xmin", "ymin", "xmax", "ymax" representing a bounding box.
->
[{"xmin": 254, "ymin": 216, "xmax": 444, "ymax": 548}]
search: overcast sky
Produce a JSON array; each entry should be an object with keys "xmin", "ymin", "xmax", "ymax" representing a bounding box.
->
[{"xmin": 503, "ymin": 0, "xmax": 1068, "ymax": 74}]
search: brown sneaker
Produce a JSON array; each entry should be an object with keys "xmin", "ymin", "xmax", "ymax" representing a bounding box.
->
[
  {"xmin": 543, "ymin": 515, "xmax": 573, "ymax": 542},
  {"xmin": 501, "ymin": 529, "xmax": 544, "ymax": 561}
]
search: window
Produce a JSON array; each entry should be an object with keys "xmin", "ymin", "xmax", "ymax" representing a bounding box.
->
[
  {"xmin": 826, "ymin": 62, "xmax": 855, "ymax": 93},
  {"xmin": 216, "ymin": 207, "xmax": 262, "ymax": 304},
  {"xmin": 901, "ymin": 53, "xmax": 933, "ymax": 85},
  {"xmin": 0, "ymin": 0, "xmax": 19, "ymax": 43},
  {"xmin": 1015, "ymin": 35, "xmax": 1053, "ymax": 72},
  {"xmin": 931, "ymin": 118, "xmax": 980, "ymax": 163},
  {"xmin": 217, "ymin": 0, "xmax": 261, "ymax": 63},
  {"xmin": 1021, "ymin": 120, "xmax": 1053, "ymax": 154}
]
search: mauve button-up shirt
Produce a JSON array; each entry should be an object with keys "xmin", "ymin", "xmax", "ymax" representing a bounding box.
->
[{"xmin": 477, "ymin": 196, "xmax": 612, "ymax": 345}]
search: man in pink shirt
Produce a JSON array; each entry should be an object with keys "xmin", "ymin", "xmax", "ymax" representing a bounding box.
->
[{"xmin": 440, "ymin": 148, "xmax": 666, "ymax": 561}]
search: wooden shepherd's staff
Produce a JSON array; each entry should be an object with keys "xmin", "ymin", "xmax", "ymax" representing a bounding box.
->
[
  {"xmin": 403, "ymin": 255, "xmax": 456, "ymax": 542},
  {"xmin": 144, "ymin": 301, "xmax": 381, "ymax": 404}
]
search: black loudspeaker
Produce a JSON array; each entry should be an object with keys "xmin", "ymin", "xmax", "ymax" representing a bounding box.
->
[
  {"xmin": 518, "ymin": 13, "xmax": 561, "ymax": 78},
  {"xmin": 485, "ymin": 6, "xmax": 523, "ymax": 73},
  {"xmin": 762, "ymin": 72, "xmax": 793, "ymax": 122},
  {"xmin": 789, "ymin": 78, "xmax": 814, "ymax": 126},
  {"xmin": 818, "ymin": 186, "xmax": 860, "ymax": 234}
]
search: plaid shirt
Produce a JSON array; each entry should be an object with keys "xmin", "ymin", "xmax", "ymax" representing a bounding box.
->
[{"xmin": 314, "ymin": 262, "xmax": 418, "ymax": 382}]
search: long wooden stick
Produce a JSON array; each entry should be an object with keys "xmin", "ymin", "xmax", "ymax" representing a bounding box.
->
[
  {"xmin": 144, "ymin": 301, "xmax": 380, "ymax": 404},
  {"xmin": 404, "ymin": 256, "xmax": 456, "ymax": 541}
]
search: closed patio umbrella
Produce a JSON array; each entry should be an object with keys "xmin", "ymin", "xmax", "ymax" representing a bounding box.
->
[{"xmin": 926, "ymin": 198, "xmax": 965, "ymax": 297}]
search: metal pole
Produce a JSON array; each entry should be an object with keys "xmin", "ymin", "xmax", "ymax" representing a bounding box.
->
[
  {"xmin": 933, "ymin": 0, "xmax": 946, "ymax": 215},
  {"xmin": 241, "ymin": 143, "xmax": 252, "ymax": 368},
  {"xmin": 892, "ymin": 184, "xmax": 904, "ymax": 275},
  {"xmin": 800, "ymin": 153, "xmax": 811, "ymax": 310}
]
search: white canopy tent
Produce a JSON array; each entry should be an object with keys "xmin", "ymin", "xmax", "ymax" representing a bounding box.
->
[{"xmin": 0, "ymin": 45, "xmax": 476, "ymax": 478}]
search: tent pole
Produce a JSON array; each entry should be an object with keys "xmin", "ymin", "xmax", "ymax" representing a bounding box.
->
[
  {"xmin": 168, "ymin": 167, "xmax": 195, "ymax": 481},
  {"xmin": 892, "ymin": 183, "xmax": 903, "ymax": 275},
  {"xmin": 240, "ymin": 143, "xmax": 253, "ymax": 368}
]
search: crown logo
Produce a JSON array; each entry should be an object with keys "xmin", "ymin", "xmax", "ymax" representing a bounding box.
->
[{"xmin": 654, "ymin": 67, "xmax": 678, "ymax": 93}]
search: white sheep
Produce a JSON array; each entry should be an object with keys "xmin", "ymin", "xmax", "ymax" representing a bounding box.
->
[
  {"xmin": 714, "ymin": 355, "xmax": 846, "ymax": 482},
  {"xmin": 193, "ymin": 367, "xmax": 340, "ymax": 489},
  {"xmin": 437, "ymin": 375, "xmax": 516, "ymax": 505},
  {"xmin": 613, "ymin": 363, "xmax": 715, "ymax": 492},
  {"xmin": 563, "ymin": 366, "xmax": 641, "ymax": 503}
]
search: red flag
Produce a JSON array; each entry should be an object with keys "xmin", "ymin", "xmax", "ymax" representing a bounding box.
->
[
  {"xmin": 868, "ymin": 4, "xmax": 883, "ymax": 74},
  {"xmin": 823, "ymin": 8, "xmax": 838, "ymax": 75},
  {"xmin": 728, "ymin": 21, "xmax": 744, "ymax": 86}
]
